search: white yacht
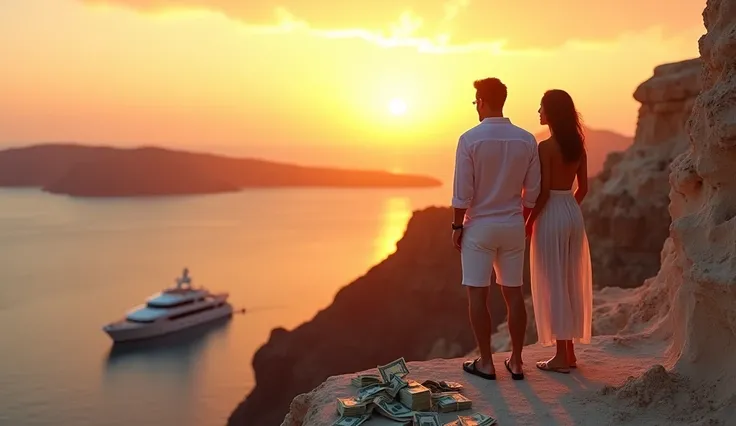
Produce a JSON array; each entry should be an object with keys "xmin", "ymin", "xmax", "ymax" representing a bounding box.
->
[{"xmin": 103, "ymin": 268, "xmax": 234, "ymax": 343}]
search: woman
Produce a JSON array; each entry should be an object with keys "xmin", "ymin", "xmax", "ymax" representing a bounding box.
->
[{"xmin": 525, "ymin": 89, "xmax": 593, "ymax": 373}]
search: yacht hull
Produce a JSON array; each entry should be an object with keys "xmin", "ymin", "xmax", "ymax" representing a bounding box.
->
[{"xmin": 104, "ymin": 303, "xmax": 233, "ymax": 343}]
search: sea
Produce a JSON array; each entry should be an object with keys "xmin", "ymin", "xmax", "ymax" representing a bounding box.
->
[{"xmin": 0, "ymin": 185, "xmax": 449, "ymax": 426}]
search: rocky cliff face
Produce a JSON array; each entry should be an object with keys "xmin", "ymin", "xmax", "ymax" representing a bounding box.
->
[
  {"xmin": 583, "ymin": 58, "xmax": 702, "ymax": 289},
  {"xmin": 664, "ymin": 0, "xmax": 736, "ymax": 392}
]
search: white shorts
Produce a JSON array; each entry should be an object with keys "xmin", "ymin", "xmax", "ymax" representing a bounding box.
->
[{"xmin": 461, "ymin": 221, "xmax": 526, "ymax": 288}]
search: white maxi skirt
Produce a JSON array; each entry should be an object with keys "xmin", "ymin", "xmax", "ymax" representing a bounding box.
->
[{"xmin": 530, "ymin": 189, "xmax": 593, "ymax": 347}]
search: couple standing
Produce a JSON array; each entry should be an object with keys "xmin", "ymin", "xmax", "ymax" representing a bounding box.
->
[{"xmin": 452, "ymin": 77, "xmax": 593, "ymax": 380}]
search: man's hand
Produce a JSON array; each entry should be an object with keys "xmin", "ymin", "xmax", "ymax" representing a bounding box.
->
[
  {"xmin": 452, "ymin": 229, "xmax": 463, "ymax": 251},
  {"xmin": 523, "ymin": 206, "xmax": 532, "ymax": 222}
]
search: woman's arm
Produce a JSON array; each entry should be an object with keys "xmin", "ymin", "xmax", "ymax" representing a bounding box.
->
[
  {"xmin": 574, "ymin": 150, "xmax": 588, "ymax": 205},
  {"xmin": 526, "ymin": 141, "xmax": 551, "ymax": 232}
]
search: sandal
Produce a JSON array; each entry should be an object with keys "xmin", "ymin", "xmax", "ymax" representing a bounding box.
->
[
  {"xmin": 535, "ymin": 360, "xmax": 570, "ymax": 374},
  {"xmin": 462, "ymin": 358, "xmax": 496, "ymax": 380},
  {"xmin": 504, "ymin": 358, "xmax": 525, "ymax": 380}
]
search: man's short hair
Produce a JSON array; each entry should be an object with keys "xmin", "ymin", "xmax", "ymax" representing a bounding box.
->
[{"xmin": 473, "ymin": 78, "xmax": 507, "ymax": 110}]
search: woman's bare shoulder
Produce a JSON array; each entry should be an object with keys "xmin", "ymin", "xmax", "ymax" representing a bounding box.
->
[{"xmin": 538, "ymin": 137, "xmax": 555, "ymax": 152}]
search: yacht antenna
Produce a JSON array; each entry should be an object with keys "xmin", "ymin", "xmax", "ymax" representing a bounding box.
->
[{"xmin": 176, "ymin": 268, "xmax": 191, "ymax": 289}]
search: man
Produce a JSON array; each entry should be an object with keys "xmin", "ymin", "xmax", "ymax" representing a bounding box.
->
[{"xmin": 452, "ymin": 77, "xmax": 541, "ymax": 380}]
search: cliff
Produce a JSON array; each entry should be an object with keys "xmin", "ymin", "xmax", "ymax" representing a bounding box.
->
[
  {"xmin": 582, "ymin": 58, "xmax": 702, "ymax": 288},
  {"xmin": 277, "ymin": 0, "xmax": 736, "ymax": 424},
  {"xmin": 0, "ymin": 144, "xmax": 441, "ymax": 197}
]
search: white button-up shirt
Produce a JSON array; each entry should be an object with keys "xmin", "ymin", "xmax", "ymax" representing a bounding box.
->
[{"xmin": 451, "ymin": 117, "xmax": 541, "ymax": 225}]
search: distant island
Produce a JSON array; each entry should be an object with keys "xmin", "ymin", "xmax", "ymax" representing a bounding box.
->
[{"xmin": 0, "ymin": 144, "xmax": 442, "ymax": 197}]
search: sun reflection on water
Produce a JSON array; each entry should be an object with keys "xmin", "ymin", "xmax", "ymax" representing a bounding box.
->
[{"xmin": 373, "ymin": 197, "xmax": 412, "ymax": 262}]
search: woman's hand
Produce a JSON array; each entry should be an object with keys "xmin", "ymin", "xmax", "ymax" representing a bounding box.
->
[{"xmin": 525, "ymin": 220, "xmax": 534, "ymax": 239}]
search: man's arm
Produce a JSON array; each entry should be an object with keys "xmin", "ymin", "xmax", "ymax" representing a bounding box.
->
[
  {"xmin": 522, "ymin": 137, "xmax": 542, "ymax": 220},
  {"xmin": 451, "ymin": 136, "xmax": 473, "ymax": 225}
]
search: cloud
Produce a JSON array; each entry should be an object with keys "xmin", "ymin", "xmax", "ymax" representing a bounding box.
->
[{"xmin": 81, "ymin": 0, "xmax": 705, "ymax": 50}]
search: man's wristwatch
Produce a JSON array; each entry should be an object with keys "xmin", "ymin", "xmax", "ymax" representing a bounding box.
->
[{"xmin": 451, "ymin": 223, "xmax": 464, "ymax": 230}]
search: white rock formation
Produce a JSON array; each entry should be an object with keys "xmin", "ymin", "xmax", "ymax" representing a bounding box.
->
[
  {"xmin": 664, "ymin": 0, "xmax": 736, "ymax": 389},
  {"xmin": 583, "ymin": 58, "xmax": 701, "ymax": 289}
]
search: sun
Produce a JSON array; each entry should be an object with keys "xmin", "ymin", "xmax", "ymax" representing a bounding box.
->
[{"xmin": 387, "ymin": 98, "xmax": 407, "ymax": 116}]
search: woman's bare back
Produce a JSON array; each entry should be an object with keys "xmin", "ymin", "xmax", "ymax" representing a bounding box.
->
[{"xmin": 539, "ymin": 137, "xmax": 587, "ymax": 191}]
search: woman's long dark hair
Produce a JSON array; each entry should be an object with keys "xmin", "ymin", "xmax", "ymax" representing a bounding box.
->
[{"xmin": 542, "ymin": 89, "xmax": 585, "ymax": 163}]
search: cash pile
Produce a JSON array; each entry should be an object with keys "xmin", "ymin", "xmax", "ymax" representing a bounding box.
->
[{"xmin": 333, "ymin": 357, "xmax": 475, "ymax": 426}]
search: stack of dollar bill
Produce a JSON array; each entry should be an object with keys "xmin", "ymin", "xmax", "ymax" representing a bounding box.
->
[
  {"xmin": 434, "ymin": 392, "xmax": 473, "ymax": 413},
  {"xmin": 336, "ymin": 396, "xmax": 373, "ymax": 417},
  {"xmin": 399, "ymin": 379, "xmax": 432, "ymax": 411},
  {"xmin": 455, "ymin": 413, "xmax": 497, "ymax": 426},
  {"xmin": 351, "ymin": 374, "xmax": 381, "ymax": 388}
]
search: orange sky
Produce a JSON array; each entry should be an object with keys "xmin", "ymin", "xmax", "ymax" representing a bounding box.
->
[{"xmin": 0, "ymin": 0, "xmax": 705, "ymax": 163}]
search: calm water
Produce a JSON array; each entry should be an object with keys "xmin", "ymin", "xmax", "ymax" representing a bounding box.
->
[{"xmin": 0, "ymin": 186, "xmax": 448, "ymax": 426}]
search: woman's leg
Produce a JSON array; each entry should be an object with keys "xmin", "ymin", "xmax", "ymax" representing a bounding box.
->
[
  {"xmin": 567, "ymin": 341, "xmax": 577, "ymax": 367},
  {"xmin": 537, "ymin": 339, "xmax": 571, "ymax": 373}
]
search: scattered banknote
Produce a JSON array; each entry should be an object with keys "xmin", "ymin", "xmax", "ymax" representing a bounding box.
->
[
  {"xmin": 377, "ymin": 357, "xmax": 410, "ymax": 382},
  {"xmin": 386, "ymin": 374, "xmax": 409, "ymax": 398},
  {"xmin": 422, "ymin": 380, "xmax": 464, "ymax": 393},
  {"xmin": 355, "ymin": 383, "xmax": 388, "ymax": 403},
  {"xmin": 372, "ymin": 395, "xmax": 415, "ymax": 422},
  {"xmin": 413, "ymin": 412, "xmax": 441, "ymax": 426},
  {"xmin": 399, "ymin": 380, "xmax": 432, "ymax": 411},
  {"xmin": 336, "ymin": 397, "xmax": 373, "ymax": 417},
  {"xmin": 332, "ymin": 414, "xmax": 371, "ymax": 426},
  {"xmin": 435, "ymin": 393, "xmax": 472, "ymax": 413},
  {"xmin": 457, "ymin": 413, "xmax": 497, "ymax": 426},
  {"xmin": 351, "ymin": 374, "xmax": 382, "ymax": 388}
]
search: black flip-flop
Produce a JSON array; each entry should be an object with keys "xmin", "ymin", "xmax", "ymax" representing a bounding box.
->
[
  {"xmin": 504, "ymin": 358, "xmax": 525, "ymax": 380},
  {"xmin": 462, "ymin": 358, "xmax": 496, "ymax": 380}
]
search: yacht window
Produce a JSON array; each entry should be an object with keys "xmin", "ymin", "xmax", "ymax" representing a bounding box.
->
[
  {"xmin": 127, "ymin": 318, "xmax": 155, "ymax": 324},
  {"xmin": 147, "ymin": 299, "xmax": 195, "ymax": 309},
  {"xmin": 168, "ymin": 305, "xmax": 216, "ymax": 320}
]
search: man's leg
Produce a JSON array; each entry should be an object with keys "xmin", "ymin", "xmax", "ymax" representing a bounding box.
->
[
  {"xmin": 466, "ymin": 286, "xmax": 495, "ymax": 374},
  {"xmin": 460, "ymin": 226, "xmax": 496, "ymax": 375},
  {"xmin": 500, "ymin": 285, "xmax": 526, "ymax": 374},
  {"xmin": 496, "ymin": 225, "xmax": 528, "ymax": 376}
]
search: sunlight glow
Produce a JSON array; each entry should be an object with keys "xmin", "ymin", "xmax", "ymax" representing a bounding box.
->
[
  {"xmin": 387, "ymin": 98, "xmax": 408, "ymax": 116},
  {"xmin": 373, "ymin": 197, "xmax": 412, "ymax": 262}
]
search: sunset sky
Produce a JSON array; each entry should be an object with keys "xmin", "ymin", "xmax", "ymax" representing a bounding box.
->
[{"xmin": 0, "ymin": 0, "xmax": 705, "ymax": 171}]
